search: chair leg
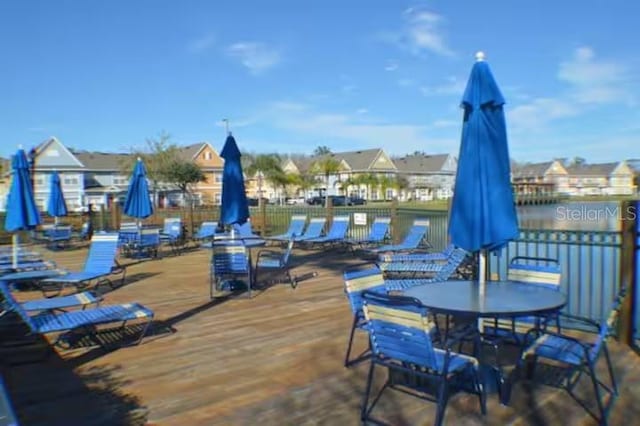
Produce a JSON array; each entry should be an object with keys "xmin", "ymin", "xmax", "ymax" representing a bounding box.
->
[
  {"xmin": 587, "ymin": 360, "xmax": 608, "ymax": 426},
  {"xmin": 344, "ymin": 315, "xmax": 359, "ymax": 367},
  {"xmin": 434, "ymin": 378, "xmax": 450, "ymax": 426},
  {"xmin": 360, "ymin": 361, "xmax": 376, "ymax": 422},
  {"xmin": 603, "ymin": 344, "xmax": 618, "ymax": 395}
]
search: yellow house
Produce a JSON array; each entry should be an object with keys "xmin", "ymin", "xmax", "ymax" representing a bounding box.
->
[{"xmin": 178, "ymin": 142, "xmax": 224, "ymax": 205}]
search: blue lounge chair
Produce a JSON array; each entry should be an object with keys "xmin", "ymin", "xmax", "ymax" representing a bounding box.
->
[
  {"xmin": 516, "ymin": 290, "xmax": 623, "ymax": 424},
  {"xmin": 344, "ymin": 217, "xmax": 390, "ymax": 248},
  {"xmin": 232, "ymin": 221, "xmax": 266, "ymax": 247},
  {"xmin": 267, "ymin": 214, "xmax": 307, "ymax": 242},
  {"xmin": 210, "ymin": 240, "xmax": 252, "ymax": 298},
  {"xmin": 301, "ymin": 215, "xmax": 350, "ymax": 247},
  {"xmin": 0, "ymin": 282, "xmax": 153, "ymax": 347},
  {"xmin": 41, "ymin": 233, "xmax": 126, "ymax": 296},
  {"xmin": 343, "ymin": 266, "xmax": 387, "ymax": 367},
  {"xmin": 293, "ymin": 217, "xmax": 326, "ymax": 242},
  {"xmin": 20, "ymin": 291, "xmax": 101, "ymax": 312},
  {"xmin": 159, "ymin": 217, "xmax": 184, "ymax": 255},
  {"xmin": 377, "ymin": 247, "xmax": 469, "ymax": 278},
  {"xmin": 364, "ymin": 218, "xmax": 430, "ymax": 254},
  {"xmin": 383, "ymin": 249, "xmax": 469, "ymax": 291},
  {"xmin": 194, "ymin": 221, "xmax": 218, "ymax": 241},
  {"xmin": 255, "ymin": 237, "xmax": 297, "ymax": 288},
  {"xmin": 377, "ymin": 243, "xmax": 457, "ymax": 263},
  {"xmin": 360, "ymin": 291, "xmax": 486, "ymax": 426}
]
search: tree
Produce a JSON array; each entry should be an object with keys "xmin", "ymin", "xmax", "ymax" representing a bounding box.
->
[
  {"xmin": 310, "ymin": 156, "xmax": 342, "ymax": 207},
  {"xmin": 378, "ymin": 175, "xmax": 394, "ymax": 200},
  {"xmin": 313, "ymin": 146, "xmax": 332, "ymax": 156},
  {"xmin": 162, "ymin": 160, "xmax": 206, "ymax": 234},
  {"xmin": 244, "ymin": 153, "xmax": 283, "ymax": 203},
  {"xmin": 392, "ymin": 175, "xmax": 410, "ymax": 200},
  {"xmin": 122, "ymin": 131, "xmax": 180, "ymax": 207}
]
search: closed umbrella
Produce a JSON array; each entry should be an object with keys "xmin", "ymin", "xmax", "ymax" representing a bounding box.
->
[
  {"xmin": 219, "ymin": 132, "xmax": 250, "ymax": 234},
  {"xmin": 4, "ymin": 148, "xmax": 42, "ymax": 268},
  {"xmin": 123, "ymin": 158, "xmax": 153, "ymax": 227},
  {"xmin": 448, "ymin": 52, "xmax": 519, "ymax": 294},
  {"xmin": 47, "ymin": 171, "xmax": 68, "ymax": 224}
]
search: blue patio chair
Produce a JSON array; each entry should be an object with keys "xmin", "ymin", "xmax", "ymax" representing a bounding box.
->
[
  {"xmin": 159, "ymin": 217, "xmax": 184, "ymax": 255},
  {"xmin": 254, "ymin": 237, "xmax": 297, "ymax": 288},
  {"xmin": 360, "ymin": 291, "xmax": 486, "ymax": 426},
  {"xmin": 267, "ymin": 214, "xmax": 307, "ymax": 242},
  {"xmin": 194, "ymin": 221, "xmax": 219, "ymax": 248},
  {"xmin": 343, "ymin": 266, "xmax": 387, "ymax": 367},
  {"xmin": 516, "ymin": 290, "xmax": 624, "ymax": 425},
  {"xmin": 383, "ymin": 248, "xmax": 469, "ymax": 291},
  {"xmin": 129, "ymin": 228, "xmax": 161, "ymax": 258},
  {"xmin": 0, "ymin": 282, "xmax": 153, "ymax": 348},
  {"xmin": 301, "ymin": 215, "xmax": 350, "ymax": 247},
  {"xmin": 40, "ymin": 233, "xmax": 126, "ymax": 296},
  {"xmin": 364, "ymin": 218, "xmax": 430, "ymax": 254},
  {"xmin": 482, "ymin": 257, "xmax": 563, "ymax": 344},
  {"xmin": 344, "ymin": 216, "xmax": 391, "ymax": 249},
  {"xmin": 293, "ymin": 217, "xmax": 326, "ymax": 242},
  {"xmin": 40, "ymin": 225, "xmax": 73, "ymax": 250},
  {"xmin": 0, "ymin": 375, "xmax": 18, "ymax": 426},
  {"xmin": 117, "ymin": 222, "xmax": 139, "ymax": 249},
  {"xmin": 210, "ymin": 240, "xmax": 252, "ymax": 298}
]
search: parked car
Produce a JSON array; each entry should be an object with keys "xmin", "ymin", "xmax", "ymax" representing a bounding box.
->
[
  {"xmin": 285, "ymin": 197, "xmax": 306, "ymax": 205},
  {"xmin": 349, "ymin": 196, "xmax": 367, "ymax": 205},
  {"xmin": 306, "ymin": 196, "xmax": 324, "ymax": 206},
  {"xmin": 247, "ymin": 197, "xmax": 270, "ymax": 206}
]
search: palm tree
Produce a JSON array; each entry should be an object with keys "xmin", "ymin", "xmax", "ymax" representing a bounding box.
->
[
  {"xmin": 360, "ymin": 173, "xmax": 379, "ymax": 201},
  {"xmin": 393, "ymin": 175, "xmax": 410, "ymax": 200},
  {"xmin": 244, "ymin": 153, "xmax": 283, "ymax": 203},
  {"xmin": 378, "ymin": 175, "xmax": 394, "ymax": 201},
  {"xmin": 311, "ymin": 156, "xmax": 342, "ymax": 207}
]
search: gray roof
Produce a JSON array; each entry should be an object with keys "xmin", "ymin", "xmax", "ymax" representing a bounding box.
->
[
  {"xmin": 512, "ymin": 162, "xmax": 554, "ymax": 178},
  {"xmin": 177, "ymin": 143, "xmax": 205, "ymax": 161},
  {"xmin": 393, "ymin": 154, "xmax": 451, "ymax": 173},
  {"xmin": 73, "ymin": 151, "xmax": 131, "ymax": 171},
  {"xmin": 331, "ymin": 148, "xmax": 383, "ymax": 171},
  {"xmin": 566, "ymin": 162, "xmax": 619, "ymax": 176}
]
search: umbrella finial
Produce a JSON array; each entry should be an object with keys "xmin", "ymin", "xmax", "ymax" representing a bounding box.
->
[
  {"xmin": 137, "ymin": 156, "xmax": 142, "ymax": 161},
  {"xmin": 475, "ymin": 51, "xmax": 486, "ymax": 62},
  {"xmin": 222, "ymin": 118, "xmax": 230, "ymax": 135}
]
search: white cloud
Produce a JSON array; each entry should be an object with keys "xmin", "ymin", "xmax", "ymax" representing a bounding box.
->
[
  {"xmin": 226, "ymin": 42, "xmax": 282, "ymax": 74},
  {"xmin": 385, "ymin": 61, "xmax": 399, "ymax": 72},
  {"xmin": 387, "ymin": 7, "xmax": 454, "ymax": 57},
  {"xmin": 356, "ymin": 108, "xmax": 369, "ymax": 114},
  {"xmin": 261, "ymin": 101, "xmax": 457, "ymax": 155},
  {"xmin": 420, "ymin": 76, "xmax": 465, "ymax": 96},
  {"xmin": 510, "ymin": 46, "xmax": 634, "ymax": 133},
  {"xmin": 397, "ymin": 78, "xmax": 414, "ymax": 87},
  {"xmin": 187, "ymin": 34, "xmax": 216, "ymax": 53}
]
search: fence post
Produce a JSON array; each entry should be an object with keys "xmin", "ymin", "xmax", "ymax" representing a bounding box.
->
[
  {"xmin": 390, "ymin": 198, "xmax": 399, "ymax": 243},
  {"xmin": 111, "ymin": 201, "xmax": 120, "ymax": 231},
  {"xmin": 325, "ymin": 197, "xmax": 334, "ymax": 232},
  {"xmin": 259, "ymin": 200, "xmax": 267, "ymax": 235},
  {"xmin": 618, "ymin": 200, "xmax": 638, "ymax": 346}
]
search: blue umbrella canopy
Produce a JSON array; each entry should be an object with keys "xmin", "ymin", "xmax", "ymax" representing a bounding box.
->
[
  {"xmin": 5, "ymin": 148, "xmax": 41, "ymax": 232},
  {"xmin": 220, "ymin": 133, "xmax": 250, "ymax": 226},
  {"xmin": 123, "ymin": 158, "xmax": 153, "ymax": 220},
  {"xmin": 47, "ymin": 171, "xmax": 68, "ymax": 219},
  {"xmin": 449, "ymin": 53, "xmax": 518, "ymax": 255}
]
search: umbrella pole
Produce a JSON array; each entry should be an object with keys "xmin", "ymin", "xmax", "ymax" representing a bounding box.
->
[
  {"xmin": 478, "ymin": 250, "xmax": 487, "ymax": 332},
  {"xmin": 12, "ymin": 234, "xmax": 18, "ymax": 269},
  {"xmin": 54, "ymin": 216, "xmax": 59, "ymax": 226}
]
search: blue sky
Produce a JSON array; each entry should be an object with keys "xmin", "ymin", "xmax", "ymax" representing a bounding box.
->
[{"xmin": 1, "ymin": 0, "xmax": 638, "ymax": 163}]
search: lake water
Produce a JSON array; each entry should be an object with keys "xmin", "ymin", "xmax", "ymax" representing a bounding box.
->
[{"xmin": 517, "ymin": 200, "xmax": 637, "ymax": 232}]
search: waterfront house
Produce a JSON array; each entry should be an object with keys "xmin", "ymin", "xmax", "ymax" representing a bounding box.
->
[
  {"xmin": 565, "ymin": 161, "xmax": 636, "ymax": 196},
  {"xmin": 176, "ymin": 142, "xmax": 224, "ymax": 206},
  {"xmin": 393, "ymin": 153, "xmax": 457, "ymax": 201},
  {"xmin": 511, "ymin": 160, "xmax": 569, "ymax": 196}
]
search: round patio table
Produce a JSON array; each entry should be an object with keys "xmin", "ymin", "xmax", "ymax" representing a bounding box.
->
[{"xmin": 402, "ymin": 280, "xmax": 567, "ymax": 318}]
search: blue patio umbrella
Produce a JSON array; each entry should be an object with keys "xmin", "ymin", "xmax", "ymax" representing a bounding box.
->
[
  {"xmin": 448, "ymin": 52, "xmax": 518, "ymax": 291},
  {"xmin": 4, "ymin": 148, "xmax": 42, "ymax": 268},
  {"xmin": 123, "ymin": 158, "xmax": 153, "ymax": 226},
  {"xmin": 220, "ymin": 133, "xmax": 250, "ymax": 229},
  {"xmin": 47, "ymin": 171, "xmax": 68, "ymax": 224}
]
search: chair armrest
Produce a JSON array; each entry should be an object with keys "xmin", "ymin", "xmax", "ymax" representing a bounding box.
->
[
  {"xmin": 557, "ymin": 312, "xmax": 600, "ymax": 331},
  {"xmin": 256, "ymin": 249, "xmax": 280, "ymax": 259}
]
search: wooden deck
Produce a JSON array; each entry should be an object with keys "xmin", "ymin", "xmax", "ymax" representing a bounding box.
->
[{"xmin": 2, "ymin": 243, "xmax": 640, "ymax": 425}]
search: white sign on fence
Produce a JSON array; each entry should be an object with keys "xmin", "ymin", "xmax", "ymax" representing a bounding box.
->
[{"xmin": 353, "ymin": 213, "xmax": 367, "ymax": 226}]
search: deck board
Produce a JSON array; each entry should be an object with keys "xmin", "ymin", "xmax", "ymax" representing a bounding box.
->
[{"xmin": 1, "ymin": 243, "xmax": 639, "ymax": 425}]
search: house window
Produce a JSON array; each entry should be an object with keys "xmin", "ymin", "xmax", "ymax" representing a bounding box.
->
[
  {"xmin": 204, "ymin": 151, "xmax": 213, "ymax": 160},
  {"xmin": 113, "ymin": 176, "xmax": 128, "ymax": 185},
  {"xmin": 214, "ymin": 192, "xmax": 221, "ymax": 204},
  {"xmin": 214, "ymin": 173, "xmax": 222, "ymax": 183},
  {"xmin": 64, "ymin": 177, "xmax": 79, "ymax": 185}
]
